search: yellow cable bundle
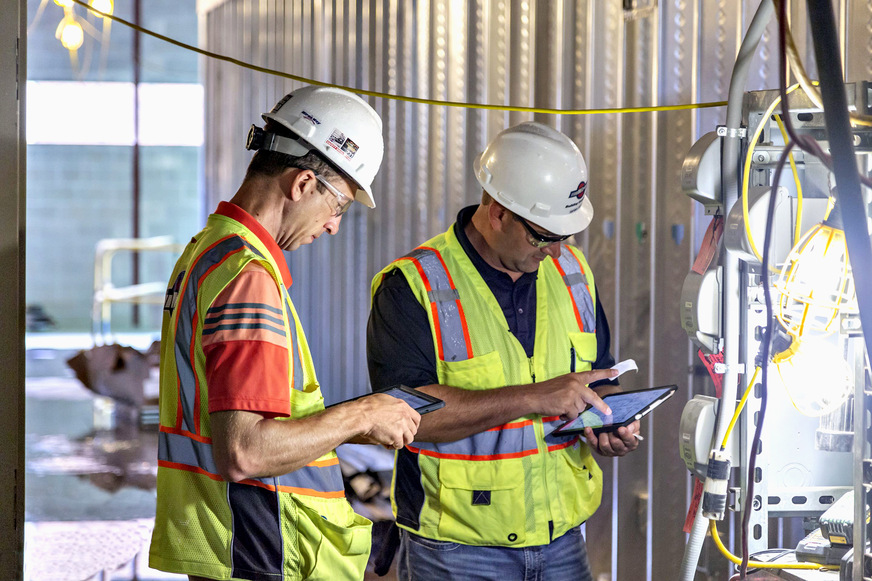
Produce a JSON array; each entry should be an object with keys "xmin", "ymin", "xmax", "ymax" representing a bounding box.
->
[
  {"xmin": 708, "ymin": 520, "xmax": 825, "ymax": 571},
  {"xmin": 741, "ymin": 85, "xmax": 805, "ymax": 268}
]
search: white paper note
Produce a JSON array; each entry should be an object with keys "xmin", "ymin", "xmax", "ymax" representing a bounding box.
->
[{"xmin": 611, "ymin": 359, "xmax": 638, "ymax": 378}]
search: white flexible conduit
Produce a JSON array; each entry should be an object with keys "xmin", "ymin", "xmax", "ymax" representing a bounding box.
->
[{"xmin": 678, "ymin": 2, "xmax": 775, "ymax": 580}]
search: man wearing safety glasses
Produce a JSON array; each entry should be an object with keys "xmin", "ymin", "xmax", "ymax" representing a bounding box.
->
[
  {"xmin": 367, "ymin": 122, "xmax": 640, "ymax": 580},
  {"xmin": 149, "ymin": 86, "xmax": 421, "ymax": 581}
]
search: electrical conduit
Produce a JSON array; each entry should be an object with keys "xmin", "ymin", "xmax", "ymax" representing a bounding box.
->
[{"xmin": 679, "ymin": 1, "xmax": 775, "ymax": 579}]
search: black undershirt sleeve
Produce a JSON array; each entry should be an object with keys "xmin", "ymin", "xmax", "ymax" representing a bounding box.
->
[
  {"xmin": 590, "ymin": 290, "xmax": 619, "ymax": 388},
  {"xmin": 366, "ymin": 269, "xmax": 618, "ymax": 392},
  {"xmin": 367, "ymin": 269, "xmax": 438, "ymax": 392}
]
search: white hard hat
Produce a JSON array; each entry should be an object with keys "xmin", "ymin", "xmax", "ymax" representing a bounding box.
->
[
  {"xmin": 257, "ymin": 85, "xmax": 384, "ymax": 209},
  {"xmin": 473, "ymin": 122, "xmax": 593, "ymax": 235}
]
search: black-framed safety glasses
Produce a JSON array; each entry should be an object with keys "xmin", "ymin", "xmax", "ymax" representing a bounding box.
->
[{"xmin": 514, "ymin": 214, "xmax": 570, "ymax": 248}]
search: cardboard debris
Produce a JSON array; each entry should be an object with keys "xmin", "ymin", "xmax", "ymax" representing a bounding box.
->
[{"xmin": 67, "ymin": 343, "xmax": 159, "ymax": 408}]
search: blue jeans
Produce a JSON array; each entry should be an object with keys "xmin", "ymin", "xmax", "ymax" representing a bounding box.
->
[{"xmin": 396, "ymin": 526, "xmax": 593, "ymax": 581}]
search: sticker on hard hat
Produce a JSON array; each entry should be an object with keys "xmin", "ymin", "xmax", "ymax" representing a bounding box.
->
[
  {"xmin": 566, "ymin": 181, "xmax": 587, "ymax": 212},
  {"xmin": 300, "ymin": 111, "xmax": 321, "ymax": 125},
  {"xmin": 270, "ymin": 93, "xmax": 293, "ymax": 113},
  {"xmin": 327, "ymin": 129, "xmax": 359, "ymax": 160}
]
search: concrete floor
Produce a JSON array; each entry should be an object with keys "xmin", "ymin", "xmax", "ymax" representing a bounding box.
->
[
  {"xmin": 25, "ymin": 367, "xmax": 182, "ymax": 581},
  {"xmin": 24, "ymin": 344, "xmax": 397, "ymax": 581}
]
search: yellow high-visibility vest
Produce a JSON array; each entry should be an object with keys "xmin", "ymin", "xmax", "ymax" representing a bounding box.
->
[
  {"xmin": 372, "ymin": 225, "xmax": 602, "ymax": 547},
  {"xmin": 150, "ymin": 204, "xmax": 370, "ymax": 580}
]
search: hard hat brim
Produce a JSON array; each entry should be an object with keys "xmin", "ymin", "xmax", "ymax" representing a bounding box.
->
[{"xmin": 531, "ymin": 195, "xmax": 594, "ymax": 236}]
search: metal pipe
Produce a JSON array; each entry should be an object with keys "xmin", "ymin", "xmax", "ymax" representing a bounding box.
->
[{"xmin": 679, "ymin": 2, "xmax": 775, "ymax": 580}]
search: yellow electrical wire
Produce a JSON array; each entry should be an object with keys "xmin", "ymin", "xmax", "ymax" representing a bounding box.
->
[
  {"xmin": 709, "ymin": 520, "xmax": 825, "ymax": 571},
  {"xmin": 67, "ymin": 0, "xmax": 727, "ymax": 116},
  {"xmin": 742, "ymin": 84, "xmax": 802, "ymax": 267},
  {"xmin": 773, "ymin": 115, "xmax": 803, "ymax": 246},
  {"xmin": 720, "ymin": 367, "xmax": 760, "ymax": 451},
  {"xmin": 774, "ymin": 0, "xmax": 872, "ymax": 127}
]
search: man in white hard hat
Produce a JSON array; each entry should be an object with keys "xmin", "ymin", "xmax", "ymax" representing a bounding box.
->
[
  {"xmin": 367, "ymin": 122, "xmax": 640, "ymax": 580},
  {"xmin": 149, "ymin": 85, "xmax": 421, "ymax": 581}
]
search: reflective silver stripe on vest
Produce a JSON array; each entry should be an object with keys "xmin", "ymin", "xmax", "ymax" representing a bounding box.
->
[
  {"xmin": 282, "ymin": 289, "xmax": 304, "ymax": 390},
  {"xmin": 175, "ymin": 236, "xmax": 260, "ymax": 433},
  {"xmin": 159, "ymin": 432, "xmax": 344, "ymax": 493},
  {"xmin": 275, "ymin": 463, "xmax": 344, "ymax": 493},
  {"xmin": 411, "ymin": 422, "xmax": 538, "ymax": 459},
  {"xmin": 406, "ymin": 247, "xmax": 470, "ymax": 362},
  {"xmin": 556, "ymin": 248, "xmax": 596, "ymax": 332},
  {"xmin": 159, "ymin": 430, "xmax": 219, "ymax": 474}
]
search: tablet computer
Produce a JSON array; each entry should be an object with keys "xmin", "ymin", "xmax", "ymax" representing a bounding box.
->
[
  {"xmin": 552, "ymin": 385, "xmax": 677, "ymax": 435},
  {"xmin": 378, "ymin": 385, "xmax": 445, "ymax": 414},
  {"xmin": 331, "ymin": 385, "xmax": 445, "ymax": 415}
]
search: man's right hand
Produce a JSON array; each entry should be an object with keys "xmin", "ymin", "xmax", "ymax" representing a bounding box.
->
[
  {"xmin": 351, "ymin": 393, "xmax": 421, "ymax": 450},
  {"xmin": 530, "ymin": 369, "xmax": 618, "ymax": 420}
]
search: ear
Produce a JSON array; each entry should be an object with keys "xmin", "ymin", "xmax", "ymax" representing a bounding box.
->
[
  {"xmin": 488, "ymin": 201, "xmax": 512, "ymax": 232},
  {"xmin": 285, "ymin": 168, "xmax": 318, "ymax": 202}
]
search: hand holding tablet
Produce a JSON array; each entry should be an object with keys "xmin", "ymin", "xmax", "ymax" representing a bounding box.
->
[
  {"xmin": 373, "ymin": 385, "xmax": 445, "ymax": 414},
  {"xmin": 553, "ymin": 385, "xmax": 677, "ymax": 436},
  {"xmin": 330, "ymin": 385, "xmax": 445, "ymax": 414}
]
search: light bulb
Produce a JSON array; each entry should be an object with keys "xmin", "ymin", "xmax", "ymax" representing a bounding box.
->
[
  {"xmin": 59, "ymin": 17, "xmax": 84, "ymax": 51},
  {"xmin": 775, "ymin": 222, "xmax": 856, "ymax": 336},
  {"xmin": 53, "ymin": 0, "xmax": 74, "ymax": 7},
  {"xmin": 773, "ymin": 337, "xmax": 852, "ymax": 417},
  {"xmin": 88, "ymin": 0, "xmax": 113, "ymax": 17}
]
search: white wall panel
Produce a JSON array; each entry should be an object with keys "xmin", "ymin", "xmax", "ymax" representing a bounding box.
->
[{"xmin": 198, "ymin": 1, "xmax": 872, "ymax": 578}]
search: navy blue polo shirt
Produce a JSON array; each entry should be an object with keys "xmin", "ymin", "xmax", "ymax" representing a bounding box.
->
[{"xmin": 367, "ymin": 205, "xmax": 617, "ymax": 391}]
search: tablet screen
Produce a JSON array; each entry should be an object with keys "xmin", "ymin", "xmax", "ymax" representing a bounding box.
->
[
  {"xmin": 555, "ymin": 386, "xmax": 676, "ymax": 433},
  {"xmin": 382, "ymin": 386, "xmax": 438, "ymax": 410},
  {"xmin": 329, "ymin": 385, "xmax": 444, "ymax": 414}
]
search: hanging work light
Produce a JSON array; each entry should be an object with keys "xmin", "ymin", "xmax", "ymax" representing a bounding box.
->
[
  {"xmin": 771, "ymin": 334, "xmax": 852, "ymax": 417},
  {"xmin": 774, "ymin": 200, "xmax": 856, "ymax": 337}
]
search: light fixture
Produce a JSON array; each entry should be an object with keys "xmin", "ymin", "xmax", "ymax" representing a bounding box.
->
[
  {"xmin": 53, "ymin": 0, "xmax": 74, "ymax": 7},
  {"xmin": 772, "ymin": 334, "xmax": 852, "ymax": 417},
  {"xmin": 56, "ymin": 14, "xmax": 84, "ymax": 51},
  {"xmin": 88, "ymin": 0, "xmax": 114, "ymax": 18},
  {"xmin": 774, "ymin": 200, "xmax": 856, "ymax": 337}
]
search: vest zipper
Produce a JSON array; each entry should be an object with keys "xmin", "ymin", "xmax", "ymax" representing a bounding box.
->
[{"xmin": 530, "ymin": 355, "xmax": 552, "ymax": 538}]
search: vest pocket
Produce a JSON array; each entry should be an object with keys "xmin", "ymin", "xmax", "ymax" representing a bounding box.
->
[
  {"xmin": 436, "ymin": 349, "xmax": 506, "ymax": 390},
  {"xmin": 568, "ymin": 332, "xmax": 598, "ymax": 372},
  {"xmin": 435, "ymin": 458, "xmax": 526, "ymax": 546},
  {"xmin": 293, "ymin": 497, "xmax": 373, "ymax": 580},
  {"xmin": 550, "ymin": 446, "xmax": 602, "ymax": 534},
  {"xmin": 288, "ymin": 383, "xmax": 325, "ymax": 419}
]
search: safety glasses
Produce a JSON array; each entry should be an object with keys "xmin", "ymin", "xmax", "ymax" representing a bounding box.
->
[
  {"xmin": 313, "ymin": 173, "xmax": 353, "ymax": 217},
  {"xmin": 514, "ymin": 214, "xmax": 570, "ymax": 248}
]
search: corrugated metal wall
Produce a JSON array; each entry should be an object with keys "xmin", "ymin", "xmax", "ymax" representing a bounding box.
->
[{"xmin": 198, "ymin": 1, "xmax": 872, "ymax": 578}]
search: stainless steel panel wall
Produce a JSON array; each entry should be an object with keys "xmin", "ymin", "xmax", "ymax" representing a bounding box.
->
[{"xmin": 199, "ymin": 1, "xmax": 872, "ymax": 578}]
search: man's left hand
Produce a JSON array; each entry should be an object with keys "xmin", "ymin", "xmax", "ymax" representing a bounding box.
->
[{"xmin": 583, "ymin": 420, "xmax": 641, "ymax": 457}]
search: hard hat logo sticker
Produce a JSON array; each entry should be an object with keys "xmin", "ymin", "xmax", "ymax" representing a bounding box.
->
[
  {"xmin": 327, "ymin": 129, "xmax": 359, "ymax": 160},
  {"xmin": 566, "ymin": 181, "xmax": 587, "ymax": 212},
  {"xmin": 570, "ymin": 181, "xmax": 587, "ymax": 201},
  {"xmin": 300, "ymin": 111, "xmax": 321, "ymax": 125}
]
